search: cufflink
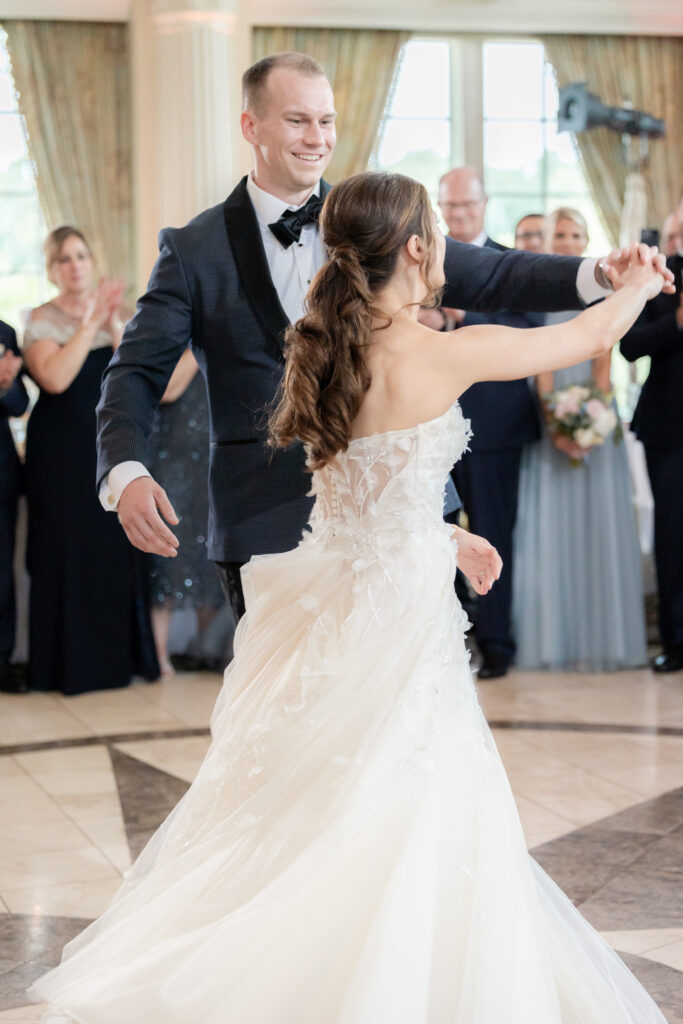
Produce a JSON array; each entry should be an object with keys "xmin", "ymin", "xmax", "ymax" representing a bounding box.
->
[{"xmin": 107, "ymin": 494, "xmax": 116, "ymax": 506}]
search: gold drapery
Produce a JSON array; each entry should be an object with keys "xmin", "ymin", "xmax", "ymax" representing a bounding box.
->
[
  {"xmin": 252, "ymin": 28, "xmax": 409, "ymax": 183},
  {"xmin": 4, "ymin": 20, "xmax": 134, "ymax": 284},
  {"xmin": 544, "ymin": 35, "xmax": 683, "ymax": 246}
]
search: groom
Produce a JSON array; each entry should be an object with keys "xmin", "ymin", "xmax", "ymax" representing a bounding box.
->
[{"xmin": 96, "ymin": 51, "xmax": 673, "ymax": 621}]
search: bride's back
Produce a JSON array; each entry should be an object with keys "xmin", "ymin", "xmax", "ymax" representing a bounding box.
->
[{"xmin": 350, "ymin": 318, "xmax": 457, "ymax": 442}]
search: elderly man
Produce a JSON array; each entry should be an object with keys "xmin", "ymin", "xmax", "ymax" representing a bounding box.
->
[
  {"xmin": 621, "ymin": 202, "xmax": 683, "ymax": 673},
  {"xmin": 431, "ymin": 174, "xmax": 548, "ymax": 677}
]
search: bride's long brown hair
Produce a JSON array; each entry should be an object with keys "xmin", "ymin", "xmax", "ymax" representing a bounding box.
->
[{"xmin": 268, "ymin": 172, "xmax": 442, "ymax": 469}]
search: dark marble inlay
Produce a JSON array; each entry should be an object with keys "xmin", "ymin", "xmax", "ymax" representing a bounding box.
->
[
  {"xmin": 109, "ymin": 748, "xmax": 190, "ymax": 859},
  {"xmin": 0, "ymin": 914, "xmax": 91, "ymax": 1011},
  {"xmin": 0, "ymin": 726, "xmax": 211, "ymax": 757},
  {"xmin": 2, "ymin": 719, "xmax": 683, "ymax": 758},
  {"xmin": 619, "ymin": 953, "xmax": 683, "ymax": 1024},
  {"xmin": 532, "ymin": 788, "xmax": 683, "ymax": 932}
]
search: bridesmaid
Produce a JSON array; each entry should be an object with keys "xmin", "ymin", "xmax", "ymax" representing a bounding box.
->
[
  {"xmin": 512, "ymin": 208, "xmax": 647, "ymax": 671},
  {"xmin": 22, "ymin": 226, "xmax": 158, "ymax": 694}
]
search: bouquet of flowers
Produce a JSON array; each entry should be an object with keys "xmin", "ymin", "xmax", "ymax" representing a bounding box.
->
[{"xmin": 543, "ymin": 382, "xmax": 622, "ymax": 466}]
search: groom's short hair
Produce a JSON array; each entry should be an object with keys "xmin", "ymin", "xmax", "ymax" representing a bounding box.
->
[{"xmin": 242, "ymin": 52, "xmax": 328, "ymax": 115}]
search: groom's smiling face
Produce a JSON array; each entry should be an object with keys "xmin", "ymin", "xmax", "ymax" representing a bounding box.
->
[{"xmin": 241, "ymin": 67, "xmax": 337, "ymax": 204}]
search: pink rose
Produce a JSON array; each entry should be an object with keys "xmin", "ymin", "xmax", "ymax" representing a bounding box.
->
[
  {"xmin": 554, "ymin": 393, "xmax": 581, "ymax": 419},
  {"xmin": 585, "ymin": 398, "xmax": 607, "ymax": 421}
]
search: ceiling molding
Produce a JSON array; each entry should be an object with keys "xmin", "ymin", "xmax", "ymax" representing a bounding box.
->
[{"xmin": 0, "ymin": 0, "xmax": 681, "ymax": 36}]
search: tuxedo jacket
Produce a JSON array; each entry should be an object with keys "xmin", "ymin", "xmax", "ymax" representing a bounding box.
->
[
  {"xmin": 97, "ymin": 177, "xmax": 584, "ymax": 562},
  {"xmin": 0, "ymin": 320, "xmax": 28, "ymax": 502},
  {"xmin": 456, "ymin": 238, "xmax": 543, "ymax": 453},
  {"xmin": 620, "ymin": 255, "xmax": 683, "ymax": 452}
]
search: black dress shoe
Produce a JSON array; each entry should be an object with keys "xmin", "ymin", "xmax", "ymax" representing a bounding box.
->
[
  {"xmin": 478, "ymin": 654, "xmax": 510, "ymax": 680},
  {"xmin": 652, "ymin": 650, "xmax": 683, "ymax": 673},
  {"xmin": 0, "ymin": 662, "xmax": 29, "ymax": 693}
]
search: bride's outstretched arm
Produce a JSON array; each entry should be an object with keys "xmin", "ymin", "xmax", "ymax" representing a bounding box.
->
[{"xmin": 439, "ymin": 243, "xmax": 664, "ymax": 395}]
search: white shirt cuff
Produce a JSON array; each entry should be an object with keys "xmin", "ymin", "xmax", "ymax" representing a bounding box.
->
[
  {"xmin": 577, "ymin": 258, "xmax": 610, "ymax": 305},
  {"xmin": 99, "ymin": 461, "xmax": 151, "ymax": 511}
]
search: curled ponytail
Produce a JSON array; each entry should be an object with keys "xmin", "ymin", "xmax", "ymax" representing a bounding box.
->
[{"xmin": 269, "ymin": 172, "xmax": 440, "ymax": 469}]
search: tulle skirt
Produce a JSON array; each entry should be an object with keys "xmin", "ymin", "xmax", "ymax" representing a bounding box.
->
[{"xmin": 30, "ymin": 530, "xmax": 666, "ymax": 1022}]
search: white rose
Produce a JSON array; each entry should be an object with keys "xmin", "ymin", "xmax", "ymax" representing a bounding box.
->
[
  {"xmin": 592, "ymin": 409, "xmax": 617, "ymax": 438},
  {"xmin": 574, "ymin": 428, "xmax": 595, "ymax": 448}
]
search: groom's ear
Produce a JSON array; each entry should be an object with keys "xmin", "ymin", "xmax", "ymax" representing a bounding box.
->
[{"xmin": 241, "ymin": 109, "xmax": 258, "ymax": 145}]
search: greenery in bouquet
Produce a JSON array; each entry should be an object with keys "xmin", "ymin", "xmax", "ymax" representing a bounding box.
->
[{"xmin": 542, "ymin": 381, "xmax": 623, "ymax": 467}]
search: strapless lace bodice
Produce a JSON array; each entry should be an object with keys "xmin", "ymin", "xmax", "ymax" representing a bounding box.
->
[{"xmin": 306, "ymin": 402, "xmax": 471, "ymax": 547}]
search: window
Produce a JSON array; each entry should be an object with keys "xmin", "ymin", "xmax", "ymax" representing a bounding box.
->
[
  {"xmin": 483, "ymin": 41, "xmax": 609, "ymax": 252},
  {"xmin": 0, "ymin": 26, "xmax": 50, "ymax": 336},
  {"xmin": 373, "ymin": 37, "xmax": 610, "ymax": 255}
]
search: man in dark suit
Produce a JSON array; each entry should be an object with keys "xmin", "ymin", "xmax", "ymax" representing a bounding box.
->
[
  {"xmin": 426, "ymin": 171, "xmax": 547, "ymax": 677},
  {"xmin": 96, "ymin": 54, "xmax": 667, "ymax": 622},
  {"xmin": 0, "ymin": 320, "xmax": 29, "ymax": 692},
  {"xmin": 621, "ymin": 215, "xmax": 683, "ymax": 674}
]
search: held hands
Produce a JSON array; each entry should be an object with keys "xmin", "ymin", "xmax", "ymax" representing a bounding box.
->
[
  {"xmin": 117, "ymin": 477, "xmax": 180, "ymax": 558},
  {"xmin": 0, "ymin": 350, "xmax": 23, "ymax": 390},
  {"xmin": 451, "ymin": 525, "xmax": 503, "ymax": 596},
  {"xmin": 601, "ymin": 243, "xmax": 673, "ymax": 297},
  {"xmin": 552, "ymin": 432, "xmax": 588, "ymax": 461}
]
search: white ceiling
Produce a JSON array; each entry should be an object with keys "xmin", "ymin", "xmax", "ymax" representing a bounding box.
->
[{"xmin": 1, "ymin": 0, "xmax": 682, "ymax": 35}]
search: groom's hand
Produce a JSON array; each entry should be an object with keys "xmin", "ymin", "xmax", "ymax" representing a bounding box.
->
[
  {"xmin": 451, "ymin": 526, "xmax": 502, "ymax": 596},
  {"xmin": 117, "ymin": 477, "xmax": 180, "ymax": 557},
  {"xmin": 601, "ymin": 244, "xmax": 675, "ymax": 295}
]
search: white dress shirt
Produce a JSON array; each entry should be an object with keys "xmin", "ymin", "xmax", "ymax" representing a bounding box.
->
[{"xmin": 100, "ymin": 194, "xmax": 609, "ymax": 511}]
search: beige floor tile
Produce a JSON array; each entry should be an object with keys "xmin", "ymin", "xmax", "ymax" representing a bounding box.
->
[
  {"xmin": 97, "ymin": 841, "xmax": 132, "ymax": 874},
  {"xmin": 600, "ymin": 928, "xmax": 683, "ymax": 955},
  {"xmin": 642, "ymin": 937, "xmax": 683, "ymax": 972},
  {"xmin": 139, "ymin": 672, "xmax": 222, "ymax": 727},
  {"xmin": 0, "ymin": 694, "xmax": 93, "ymax": 746},
  {"xmin": 0, "ymin": 846, "xmax": 121, "ymax": 890},
  {"xmin": 113, "ymin": 735, "xmax": 211, "ymax": 783},
  {"xmin": 0, "ymin": 814, "xmax": 92, "ymax": 858},
  {"xmin": 2, "ymin": 878, "xmax": 121, "ymax": 918},
  {"xmin": 512, "ymin": 794, "xmax": 576, "ymax": 848}
]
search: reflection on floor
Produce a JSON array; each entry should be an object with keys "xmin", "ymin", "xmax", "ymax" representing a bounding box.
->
[{"xmin": 0, "ymin": 667, "xmax": 682, "ymax": 1021}]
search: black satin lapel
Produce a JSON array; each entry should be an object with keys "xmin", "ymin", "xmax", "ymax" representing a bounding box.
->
[{"xmin": 223, "ymin": 178, "xmax": 289, "ymax": 348}]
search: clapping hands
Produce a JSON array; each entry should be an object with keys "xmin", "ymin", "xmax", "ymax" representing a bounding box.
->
[{"xmin": 83, "ymin": 277, "xmax": 127, "ymax": 332}]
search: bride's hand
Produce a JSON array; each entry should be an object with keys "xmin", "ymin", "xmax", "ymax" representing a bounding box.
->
[
  {"xmin": 451, "ymin": 526, "xmax": 502, "ymax": 596},
  {"xmin": 604, "ymin": 243, "xmax": 671, "ymax": 298}
]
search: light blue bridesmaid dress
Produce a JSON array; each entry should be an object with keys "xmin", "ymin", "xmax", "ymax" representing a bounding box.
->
[{"xmin": 512, "ymin": 321, "xmax": 647, "ymax": 672}]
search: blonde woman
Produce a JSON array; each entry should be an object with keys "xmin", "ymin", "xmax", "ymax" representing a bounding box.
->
[
  {"xmin": 22, "ymin": 227, "xmax": 158, "ymax": 694},
  {"xmin": 512, "ymin": 207, "xmax": 647, "ymax": 671}
]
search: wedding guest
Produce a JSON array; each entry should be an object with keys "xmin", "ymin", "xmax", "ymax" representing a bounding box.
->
[
  {"xmin": 96, "ymin": 52, "xmax": 670, "ymax": 625},
  {"xmin": 22, "ymin": 227, "xmax": 158, "ymax": 694},
  {"xmin": 661, "ymin": 212, "xmax": 681, "ymax": 258},
  {"xmin": 427, "ymin": 176, "xmax": 546, "ymax": 678},
  {"xmin": 515, "ymin": 213, "xmax": 545, "ymax": 253},
  {"xmin": 0, "ymin": 319, "xmax": 28, "ymax": 693},
  {"xmin": 512, "ymin": 207, "xmax": 647, "ymax": 671},
  {"xmin": 621, "ymin": 203, "xmax": 683, "ymax": 672},
  {"xmin": 148, "ymin": 347, "xmax": 225, "ymax": 675}
]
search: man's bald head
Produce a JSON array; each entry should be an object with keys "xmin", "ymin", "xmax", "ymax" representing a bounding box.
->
[{"xmin": 438, "ymin": 167, "xmax": 487, "ymax": 244}]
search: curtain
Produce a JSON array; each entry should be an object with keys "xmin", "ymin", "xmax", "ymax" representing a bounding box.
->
[
  {"xmin": 252, "ymin": 28, "xmax": 409, "ymax": 183},
  {"xmin": 544, "ymin": 35, "xmax": 683, "ymax": 246},
  {"xmin": 3, "ymin": 20, "xmax": 134, "ymax": 285}
]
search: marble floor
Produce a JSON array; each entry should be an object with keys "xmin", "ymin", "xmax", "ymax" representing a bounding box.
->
[{"xmin": 0, "ymin": 667, "xmax": 682, "ymax": 1021}]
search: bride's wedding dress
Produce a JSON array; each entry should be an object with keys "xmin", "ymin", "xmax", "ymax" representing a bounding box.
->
[{"xmin": 32, "ymin": 403, "xmax": 666, "ymax": 1023}]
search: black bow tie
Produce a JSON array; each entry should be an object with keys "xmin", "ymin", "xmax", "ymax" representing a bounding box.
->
[{"xmin": 268, "ymin": 194, "xmax": 323, "ymax": 249}]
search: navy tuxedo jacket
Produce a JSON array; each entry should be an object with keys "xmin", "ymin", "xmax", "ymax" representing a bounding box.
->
[
  {"xmin": 97, "ymin": 177, "xmax": 584, "ymax": 562},
  {"xmin": 620, "ymin": 254, "xmax": 683, "ymax": 452},
  {"xmin": 0, "ymin": 320, "xmax": 28, "ymax": 500},
  {"xmin": 457, "ymin": 238, "xmax": 543, "ymax": 453}
]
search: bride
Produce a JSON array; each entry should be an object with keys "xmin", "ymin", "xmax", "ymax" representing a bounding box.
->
[{"xmin": 32, "ymin": 172, "xmax": 666, "ymax": 1023}]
